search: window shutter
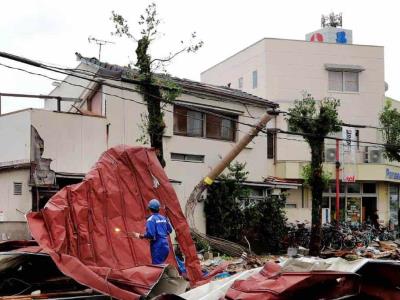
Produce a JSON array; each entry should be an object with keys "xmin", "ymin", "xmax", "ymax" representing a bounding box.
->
[
  {"xmin": 328, "ymin": 71, "xmax": 343, "ymax": 91},
  {"xmin": 344, "ymin": 72, "xmax": 359, "ymax": 92}
]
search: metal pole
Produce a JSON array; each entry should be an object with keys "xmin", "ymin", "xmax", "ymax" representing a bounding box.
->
[{"xmin": 335, "ymin": 138, "xmax": 340, "ymax": 224}]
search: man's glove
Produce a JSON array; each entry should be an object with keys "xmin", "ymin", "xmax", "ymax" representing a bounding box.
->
[{"xmin": 129, "ymin": 232, "xmax": 141, "ymax": 239}]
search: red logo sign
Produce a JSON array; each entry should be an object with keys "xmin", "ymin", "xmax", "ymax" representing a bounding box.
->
[
  {"xmin": 310, "ymin": 33, "xmax": 324, "ymax": 42},
  {"xmin": 344, "ymin": 175, "xmax": 356, "ymax": 182}
]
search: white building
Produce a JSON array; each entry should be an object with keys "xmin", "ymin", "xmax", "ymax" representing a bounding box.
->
[
  {"xmin": 0, "ymin": 54, "xmax": 289, "ymax": 239},
  {"xmin": 201, "ymin": 23, "xmax": 400, "ymax": 226}
]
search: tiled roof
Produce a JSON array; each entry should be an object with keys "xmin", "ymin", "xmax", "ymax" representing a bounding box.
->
[{"xmin": 76, "ymin": 53, "xmax": 278, "ymax": 108}]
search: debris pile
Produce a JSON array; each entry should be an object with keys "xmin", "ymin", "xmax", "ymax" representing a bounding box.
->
[
  {"xmin": 321, "ymin": 239, "xmax": 400, "ymax": 260},
  {"xmin": 286, "ymin": 220, "xmax": 397, "ymax": 251},
  {"xmin": 22, "ymin": 146, "xmax": 202, "ymax": 299}
]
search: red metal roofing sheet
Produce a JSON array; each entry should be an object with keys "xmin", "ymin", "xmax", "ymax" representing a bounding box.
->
[
  {"xmin": 224, "ymin": 262, "xmax": 360, "ymax": 300},
  {"xmin": 26, "ymin": 146, "xmax": 203, "ymax": 299}
]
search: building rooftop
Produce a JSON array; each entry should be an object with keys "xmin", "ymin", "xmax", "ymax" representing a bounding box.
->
[{"xmin": 75, "ymin": 53, "xmax": 278, "ymax": 108}]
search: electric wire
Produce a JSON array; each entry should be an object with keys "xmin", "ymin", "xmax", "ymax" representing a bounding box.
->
[{"xmin": 1, "ymin": 56, "xmax": 399, "ymax": 151}]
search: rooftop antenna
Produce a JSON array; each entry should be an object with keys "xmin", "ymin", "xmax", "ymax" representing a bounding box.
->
[
  {"xmin": 321, "ymin": 12, "xmax": 342, "ymax": 28},
  {"xmin": 88, "ymin": 36, "xmax": 115, "ymax": 60}
]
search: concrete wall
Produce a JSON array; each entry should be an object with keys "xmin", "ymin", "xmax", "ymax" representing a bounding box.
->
[
  {"xmin": 0, "ymin": 168, "xmax": 31, "ymax": 222},
  {"xmin": 102, "ymin": 85, "xmax": 148, "ymax": 148},
  {"xmin": 201, "ymin": 39, "xmax": 268, "ymax": 97},
  {"xmin": 0, "ymin": 110, "xmax": 31, "ymax": 164},
  {"xmin": 201, "ymin": 38, "xmax": 385, "ymax": 163},
  {"xmin": 31, "ymin": 110, "xmax": 107, "ymax": 174},
  {"xmin": 45, "ymin": 63, "xmax": 98, "ymax": 112}
]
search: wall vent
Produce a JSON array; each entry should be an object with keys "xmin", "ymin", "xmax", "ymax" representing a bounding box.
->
[{"xmin": 13, "ymin": 182, "xmax": 22, "ymax": 195}]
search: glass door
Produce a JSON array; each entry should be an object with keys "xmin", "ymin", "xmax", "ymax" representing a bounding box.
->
[{"xmin": 346, "ymin": 197, "xmax": 362, "ymax": 224}]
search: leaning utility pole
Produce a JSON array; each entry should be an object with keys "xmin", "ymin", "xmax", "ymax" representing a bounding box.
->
[{"xmin": 185, "ymin": 109, "xmax": 276, "ymax": 227}]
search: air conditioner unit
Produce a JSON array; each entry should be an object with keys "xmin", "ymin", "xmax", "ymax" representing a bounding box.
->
[
  {"xmin": 368, "ymin": 148, "xmax": 383, "ymax": 163},
  {"xmin": 324, "ymin": 148, "xmax": 336, "ymax": 162}
]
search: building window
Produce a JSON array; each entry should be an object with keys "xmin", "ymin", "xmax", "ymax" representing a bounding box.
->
[
  {"xmin": 328, "ymin": 71, "xmax": 359, "ymax": 92},
  {"xmin": 171, "ymin": 153, "xmax": 204, "ymax": 163},
  {"xmin": 252, "ymin": 71, "xmax": 258, "ymax": 88},
  {"xmin": 173, "ymin": 105, "xmax": 237, "ymax": 141},
  {"xmin": 363, "ymin": 183, "xmax": 376, "ymax": 194},
  {"xmin": 355, "ymin": 130, "xmax": 360, "ymax": 150},
  {"xmin": 13, "ymin": 182, "xmax": 22, "ymax": 195},
  {"xmin": 238, "ymin": 77, "xmax": 243, "ymax": 89},
  {"xmin": 347, "ymin": 183, "xmax": 361, "ymax": 193},
  {"xmin": 173, "ymin": 106, "xmax": 203, "ymax": 137},
  {"xmin": 267, "ymin": 132, "xmax": 275, "ymax": 159}
]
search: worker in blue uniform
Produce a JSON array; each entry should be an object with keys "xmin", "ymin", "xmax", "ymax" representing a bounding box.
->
[{"xmin": 131, "ymin": 199, "xmax": 173, "ymax": 264}]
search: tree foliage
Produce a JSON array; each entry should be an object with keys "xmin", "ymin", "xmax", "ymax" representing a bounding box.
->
[
  {"xmin": 287, "ymin": 93, "xmax": 341, "ymax": 256},
  {"xmin": 301, "ymin": 163, "xmax": 331, "ymax": 188},
  {"xmin": 379, "ymin": 99, "xmax": 400, "ymax": 161},
  {"xmin": 205, "ymin": 162, "xmax": 288, "ymax": 254},
  {"xmin": 111, "ymin": 3, "xmax": 203, "ymax": 167}
]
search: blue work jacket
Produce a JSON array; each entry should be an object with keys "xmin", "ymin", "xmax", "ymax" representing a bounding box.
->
[{"xmin": 144, "ymin": 213, "xmax": 173, "ymax": 264}]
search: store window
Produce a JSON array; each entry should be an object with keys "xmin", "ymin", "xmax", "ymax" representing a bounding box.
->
[
  {"xmin": 389, "ymin": 185, "xmax": 399, "ymax": 226},
  {"xmin": 330, "ymin": 182, "xmax": 345, "ymax": 193},
  {"xmin": 347, "ymin": 183, "xmax": 361, "ymax": 194},
  {"xmin": 363, "ymin": 183, "xmax": 376, "ymax": 194}
]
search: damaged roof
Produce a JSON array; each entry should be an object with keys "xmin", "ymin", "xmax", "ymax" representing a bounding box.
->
[
  {"xmin": 26, "ymin": 146, "xmax": 203, "ymax": 299},
  {"xmin": 75, "ymin": 53, "xmax": 278, "ymax": 108}
]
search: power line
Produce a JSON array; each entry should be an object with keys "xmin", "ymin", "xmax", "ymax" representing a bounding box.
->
[
  {"xmin": 278, "ymin": 109, "xmax": 383, "ymax": 130},
  {"xmin": 0, "ymin": 60, "xmax": 264, "ymax": 131},
  {"xmin": 1, "ymin": 53, "xmax": 399, "ymax": 151}
]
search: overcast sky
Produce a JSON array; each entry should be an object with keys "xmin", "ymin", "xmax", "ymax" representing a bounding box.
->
[{"xmin": 0, "ymin": 0, "xmax": 399, "ymax": 113}]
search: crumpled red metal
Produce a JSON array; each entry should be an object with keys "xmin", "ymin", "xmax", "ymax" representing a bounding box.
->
[
  {"xmin": 224, "ymin": 262, "xmax": 361, "ymax": 300},
  {"xmin": 27, "ymin": 146, "xmax": 203, "ymax": 299}
]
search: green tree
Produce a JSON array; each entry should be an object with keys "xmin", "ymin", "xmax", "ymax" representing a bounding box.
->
[
  {"xmin": 287, "ymin": 93, "xmax": 341, "ymax": 256},
  {"xmin": 243, "ymin": 193, "xmax": 288, "ymax": 253},
  {"xmin": 111, "ymin": 3, "xmax": 203, "ymax": 167},
  {"xmin": 205, "ymin": 162, "xmax": 287, "ymax": 254},
  {"xmin": 379, "ymin": 99, "xmax": 400, "ymax": 161},
  {"xmin": 204, "ymin": 162, "xmax": 249, "ymax": 241}
]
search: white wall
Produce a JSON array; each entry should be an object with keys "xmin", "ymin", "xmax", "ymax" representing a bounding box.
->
[
  {"xmin": 31, "ymin": 110, "xmax": 107, "ymax": 174},
  {"xmin": 45, "ymin": 63, "xmax": 98, "ymax": 112},
  {"xmin": 202, "ymin": 38, "xmax": 385, "ymax": 164},
  {"xmin": 0, "ymin": 109, "xmax": 31, "ymax": 164},
  {"xmin": 0, "ymin": 168, "xmax": 31, "ymax": 222}
]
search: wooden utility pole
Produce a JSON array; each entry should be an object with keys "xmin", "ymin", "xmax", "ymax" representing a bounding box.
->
[{"xmin": 185, "ymin": 110, "xmax": 276, "ymax": 227}]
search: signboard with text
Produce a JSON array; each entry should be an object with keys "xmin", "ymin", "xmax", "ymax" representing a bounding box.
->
[{"xmin": 341, "ymin": 127, "xmax": 357, "ymax": 182}]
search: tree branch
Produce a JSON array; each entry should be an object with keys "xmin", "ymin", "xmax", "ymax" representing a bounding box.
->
[{"xmin": 150, "ymin": 48, "xmax": 187, "ymax": 65}]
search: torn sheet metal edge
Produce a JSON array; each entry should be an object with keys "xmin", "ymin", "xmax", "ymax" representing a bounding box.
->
[
  {"xmin": 281, "ymin": 257, "xmax": 400, "ymax": 273},
  {"xmin": 180, "ymin": 267, "xmax": 263, "ymax": 300}
]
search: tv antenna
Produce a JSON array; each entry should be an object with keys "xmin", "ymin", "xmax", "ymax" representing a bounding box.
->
[
  {"xmin": 88, "ymin": 36, "xmax": 115, "ymax": 60},
  {"xmin": 321, "ymin": 12, "xmax": 343, "ymax": 28}
]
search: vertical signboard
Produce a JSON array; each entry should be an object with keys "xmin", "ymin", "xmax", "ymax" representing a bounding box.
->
[{"xmin": 342, "ymin": 127, "xmax": 357, "ymax": 182}]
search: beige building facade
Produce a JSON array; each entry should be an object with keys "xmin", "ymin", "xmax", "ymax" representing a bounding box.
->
[{"xmin": 201, "ymin": 26, "xmax": 399, "ymax": 226}]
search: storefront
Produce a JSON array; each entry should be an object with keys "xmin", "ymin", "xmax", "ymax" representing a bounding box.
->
[
  {"xmin": 389, "ymin": 184, "xmax": 400, "ymax": 228},
  {"xmin": 322, "ymin": 182, "xmax": 377, "ymax": 224}
]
